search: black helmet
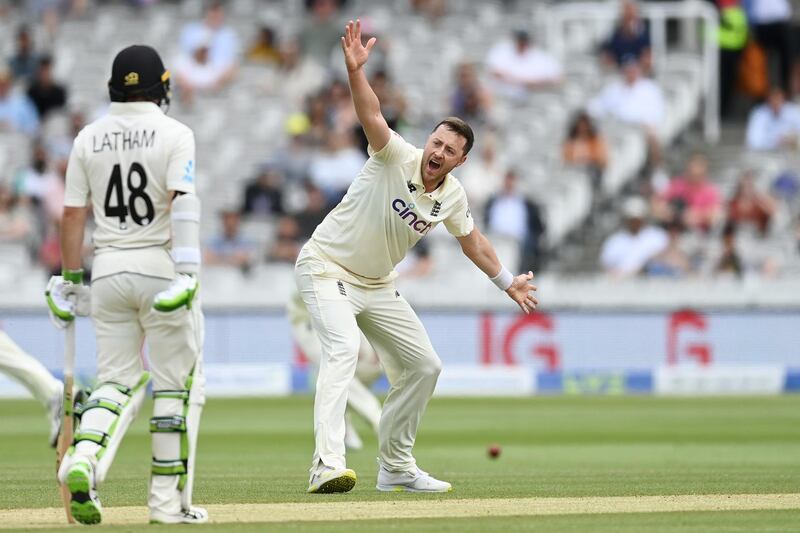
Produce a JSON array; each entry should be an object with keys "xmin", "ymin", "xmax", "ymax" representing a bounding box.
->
[{"xmin": 108, "ymin": 45, "xmax": 171, "ymax": 107}]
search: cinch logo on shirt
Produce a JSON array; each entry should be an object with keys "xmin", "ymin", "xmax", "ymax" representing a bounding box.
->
[{"xmin": 392, "ymin": 198, "xmax": 433, "ymax": 235}]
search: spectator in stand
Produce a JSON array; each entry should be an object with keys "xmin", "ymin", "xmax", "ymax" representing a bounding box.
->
[
  {"xmin": 294, "ymin": 182, "xmax": 329, "ymax": 239},
  {"xmin": 0, "ymin": 68, "xmax": 39, "ymax": 136},
  {"xmin": 745, "ymin": 87, "xmax": 800, "ymax": 151},
  {"xmin": 353, "ymin": 70, "xmax": 406, "ymax": 154},
  {"xmin": 748, "ymin": 0, "xmax": 794, "ymax": 94},
  {"xmin": 450, "ymin": 62, "xmax": 492, "ymax": 125},
  {"xmin": 459, "ymin": 134, "xmax": 504, "ymax": 213},
  {"xmin": 714, "ymin": 223, "xmax": 744, "ymax": 277},
  {"xmin": 327, "ymin": 79, "xmax": 359, "ymax": 136},
  {"xmin": 645, "ymin": 221, "xmax": 693, "ymax": 278},
  {"xmin": 308, "ymin": 130, "xmax": 366, "ymax": 205},
  {"xmin": 588, "ymin": 54, "xmax": 664, "ymax": 167},
  {"xmin": 8, "ymin": 26, "xmax": 38, "ymax": 82},
  {"xmin": 562, "ymin": 111, "xmax": 608, "ymax": 189},
  {"xmin": 175, "ymin": 36, "xmax": 236, "ymax": 104},
  {"xmin": 15, "ymin": 142, "xmax": 57, "ymax": 211},
  {"xmin": 486, "ymin": 29, "xmax": 562, "ymax": 101},
  {"xmin": 271, "ymin": 39, "xmax": 328, "ymax": 113},
  {"xmin": 0, "ymin": 183, "xmax": 36, "ymax": 249},
  {"xmin": 485, "ymin": 169, "xmax": 546, "ymax": 272},
  {"xmin": 410, "ymin": 0, "xmax": 448, "ymax": 23},
  {"xmin": 300, "ymin": 0, "xmax": 344, "ymax": 67},
  {"xmin": 26, "ymin": 55, "xmax": 67, "ymax": 119},
  {"xmin": 180, "ymin": 1, "xmax": 240, "ymax": 73},
  {"xmin": 716, "ymin": 0, "xmax": 748, "ymax": 119},
  {"xmin": 247, "ymin": 25, "xmax": 281, "ymax": 65},
  {"xmin": 600, "ymin": 196, "xmax": 668, "ymax": 278},
  {"xmin": 601, "ymin": 0, "xmax": 652, "ymax": 74},
  {"xmin": 653, "ymin": 153, "xmax": 722, "ymax": 232},
  {"xmin": 268, "ymin": 215, "xmax": 302, "ymax": 263},
  {"xmin": 275, "ymin": 115, "xmax": 314, "ymax": 183},
  {"xmin": 727, "ymin": 170, "xmax": 776, "ymax": 236},
  {"xmin": 241, "ymin": 163, "xmax": 285, "ymax": 217},
  {"xmin": 204, "ymin": 210, "xmax": 256, "ymax": 273}
]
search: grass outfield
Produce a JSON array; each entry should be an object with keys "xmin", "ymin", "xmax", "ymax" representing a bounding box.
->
[{"xmin": 1, "ymin": 396, "xmax": 799, "ymax": 531}]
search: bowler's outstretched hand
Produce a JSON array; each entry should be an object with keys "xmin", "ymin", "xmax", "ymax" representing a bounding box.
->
[
  {"xmin": 506, "ymin": 271, "xmax": 538, "ymax": 314},
  {"xmin": 341, "ymin": 19, "xmax": 376, "ymax": 73}
]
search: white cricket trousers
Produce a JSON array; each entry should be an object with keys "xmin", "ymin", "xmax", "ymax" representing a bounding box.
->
[
  {"xmin": 295, "ymin": 249, "xmax": 442, "ymax": 475},
  {"xmin": 291, "ymin": 319, "xmax": 382, "ymax": 432},
  {"xmin": 0, "ymin": 330, "xmax": 60, "ymax": 407}
]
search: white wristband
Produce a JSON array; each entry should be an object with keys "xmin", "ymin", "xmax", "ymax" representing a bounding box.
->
[{"xmin": 490, "ymin": 265, "xmax": 514, "ymax": 291}]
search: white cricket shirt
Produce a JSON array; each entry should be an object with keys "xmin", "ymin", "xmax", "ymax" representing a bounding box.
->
[
  {"xmin": 309, "ymin": 131, "xmax": 474, "ymax": 282},
  {"xmin": 64, "ymin": 102, "xmax": 196, "ymax": 280}
]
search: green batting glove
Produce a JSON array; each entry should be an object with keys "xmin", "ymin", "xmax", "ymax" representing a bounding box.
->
[{"xmin": 153, "ymin": 273, "xmax": 199, "ymax": 312}]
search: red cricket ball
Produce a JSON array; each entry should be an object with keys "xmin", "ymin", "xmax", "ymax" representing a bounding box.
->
[{"xmin": 488, "ymin": 444, "xmax": 501, "ymax": 459}]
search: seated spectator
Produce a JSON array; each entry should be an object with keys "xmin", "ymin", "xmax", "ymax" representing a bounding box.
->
[
  {"xmin": 486, "ymin": 29, "xmax": 562, "ymax": 101},
  {"xmin": 8, "ymin": 26, "xmax": 38, "ymax": 82},
  {"xmin": 0, "ymin": 68, "xmax": 39, "ymax": 135},
  {"xmin": 241, "ymin": 163, "xmax": 285, "ymax": 217},
  {"xmin": 271, "ymin": 39, "xmax": 328, "ymax": 113},
  {"xmin": 308, "ymin": 131, "xmax": 366, "ymax": 204},
  {"xmin": 354, "ymin": 70, "xmax": 406, "ymax": 154},
  {"xmin": 247, "ymin": 25, "xmax": 281, "ymax": 65},
  {"xmin": 15, "ymin": 142, "xmax": 58, "ymax": 209},
  {"xmin": 459, "ymin": 135, "xmax": 504, "ymax": 213},
  {"xmin": 395, "ymin": 239, "xmax": 434, "ymax": 278},
  {"xmin": 295, "ymin": 182, "xmax": 329, "ymax": 239},
  {"xmin": 645, "ymin": 221, "xmax": 692, "ymax": 278},
  {"xmin": 26, "ymin": 55, "xmax": 67, "ymax": 119},
  {"xmin": 727, "ymin": 171, "xmax": 776, "ymax": 236},
  {"xmin": 300, "ymin": 0, "xmax": 344, "ymax": 67},
  {"xmin": 204, "ymin": 210, "xmax": 256, "ymax": 273},
  {"xmin": 601, "ymin": 0, "xmax": 652, "ymax": 73},
  {"xmin": 450, "ymin": 62, "xmax": 492, "ymax": 125},
  {"xmin": 714, "ymin": 223, "xmax": 743, "ymax": 278},
  {"xmin": 600, "ymin": 196, "xmax": 668, "ymax": 278},
  {"xmin": 180, "ymin": 1, "xmax": 240, "ymax": 72},
  {"xmin": 0, "ymin": 183, "xmax": 35, "ymax": 247},
  {"xmin": 175, "ymin": 37, "xmax": 236, "ymax": 104},
  {"xmin": 562, "ymin": 111, "xmax": 608, "ymax": 188},
  {"xmin": 274, "ymin": 117, "xmax": 313, "ymax": 183},
  {"xmin": 588, "ymin": 55, "xmax": 663, "ymax": 168},
  {"xmin": 745, "ymin": 87, "xmax": 800, "ymax": 151},
  {"xmin": 485, "ymin": 169, "xmax": 546, "ymax": 272},
  {"xmin": 410, "ymin": 0, "xmax": 448, "ymax": 23},
  {"xmin": 267, "ymin": 215, "xmax": 302, "ymax": 263},
  {"xmin": 653, "ymin": 153, "xmax": 722, "ymax": 232}
]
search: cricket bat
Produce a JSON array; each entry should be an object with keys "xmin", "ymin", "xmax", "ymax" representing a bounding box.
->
[{"xmin": 56, "ymin": 321, "xmax": 76, "ymax": 524}]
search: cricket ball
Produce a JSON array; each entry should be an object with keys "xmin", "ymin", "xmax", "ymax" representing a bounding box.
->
[{"xmin": 488, "ymin": 444, "xmax": 501, "ymax": 459}]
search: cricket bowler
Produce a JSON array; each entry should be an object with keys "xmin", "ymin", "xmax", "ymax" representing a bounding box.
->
[
  {"xmin": 297, "ymin": 20, "xmax": 538, "ymax": 494},
  {"xmin": 288, "ymin": 290, "xmax": 383, "ymax": 450},
  {"xmin": 45, "ymin": 45, "xmax": 207, "ymax": 524}
]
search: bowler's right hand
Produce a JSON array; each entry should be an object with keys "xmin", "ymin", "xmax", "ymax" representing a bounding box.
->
[{"xmin": 341, "ymin": 19, "xmax": 376, "ymax": 73}]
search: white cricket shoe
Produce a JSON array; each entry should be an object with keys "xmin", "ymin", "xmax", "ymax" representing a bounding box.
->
[
  {"xmin": 65, "ymin": 458, "xmax": 103, "ymax": 525},
  {"xmin": 307, "ymin": 467, "xmax": 357, "ymax": 494},
  {"xmin": 47, "ymin": 383, "xmax": 63, "ymax": 448},
  {"xmin": 150, "ymin": 506, "xmax": 209, "ymax": 524},
  {"xmin": 376, "ymin": 465, "xmax": 452, "ymax": 493}
]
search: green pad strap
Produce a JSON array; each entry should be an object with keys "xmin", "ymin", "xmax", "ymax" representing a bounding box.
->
[
  {"xmin": 75, "ymin": 430, "xmax": 109, "ymax": 447},
  {"xmin": 81, "ymin": 398, "xmax": 123, "ymax": 416},
  {"xmin": 153, "ymin": 390, "xmax": 189, "ymax": 401},
  {"xmin": 152, "ymin": 460, "xmax": 187, "ymax": 476},
  {"xmin": 150, "ymin": 415, "xmax": 186, "ymax": 433}
]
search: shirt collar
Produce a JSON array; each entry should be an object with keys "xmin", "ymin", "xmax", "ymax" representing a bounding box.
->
[{"xmin": 108, "ymin": 102, "xmax": 162, "ymax": 115}]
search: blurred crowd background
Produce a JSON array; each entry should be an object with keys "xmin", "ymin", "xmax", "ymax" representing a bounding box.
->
[{"xmin": 1, "ymin": 0, "xmax": 800, "ymax": 294}]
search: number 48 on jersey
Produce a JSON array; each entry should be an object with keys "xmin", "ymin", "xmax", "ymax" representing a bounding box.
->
[{"xmin": 104, "ymin": 163, "xmax": 155, "ymax": 229}]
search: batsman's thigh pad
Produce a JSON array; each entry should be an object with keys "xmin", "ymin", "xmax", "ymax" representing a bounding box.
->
[{"xmin": 71, "ymin": 372, "xmax": 150, "ymax": 484}]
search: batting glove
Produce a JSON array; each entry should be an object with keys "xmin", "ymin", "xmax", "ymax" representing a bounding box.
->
[
  {"xmin": 45, "ymin": 270, "xmax": 91, "ymax": 329},
  {"xmin": 153, "ymin": 273, "xmax": 198, "ymax": 312}
]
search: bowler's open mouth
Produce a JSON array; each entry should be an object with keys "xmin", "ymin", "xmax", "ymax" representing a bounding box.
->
[{"xmin": 428, "ymin": 159, "xmax": 441, "ymax": 172}]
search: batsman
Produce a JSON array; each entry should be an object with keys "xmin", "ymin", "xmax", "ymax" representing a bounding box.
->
[{"xmin": 45, "ymin": 45, "xmax": 207, "ymax": 524}]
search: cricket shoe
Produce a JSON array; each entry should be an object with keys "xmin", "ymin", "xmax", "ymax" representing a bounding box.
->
[
  {"xmin": 150, "ymin": 506, "xmax": 209, "ymax": 524},
  {"xmin": 376, "ymin": 465, "xmax": 452, "ymax": 493},
  {"xmin": 65, "ymin": 458, "xmax": 102, "ymax": 525},
  {"xmin": 307, "ymin": 467, "xmax": 357, "ymax": 494}
]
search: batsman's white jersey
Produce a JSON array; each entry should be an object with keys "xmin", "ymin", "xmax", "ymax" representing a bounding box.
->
[
  {"xmin": 64, "ymin": 102, "xmax": 196, "ymax": 280},
  {"xmin": 296, "ymin": 131, "xmax": 474, "ymax": 477}
]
